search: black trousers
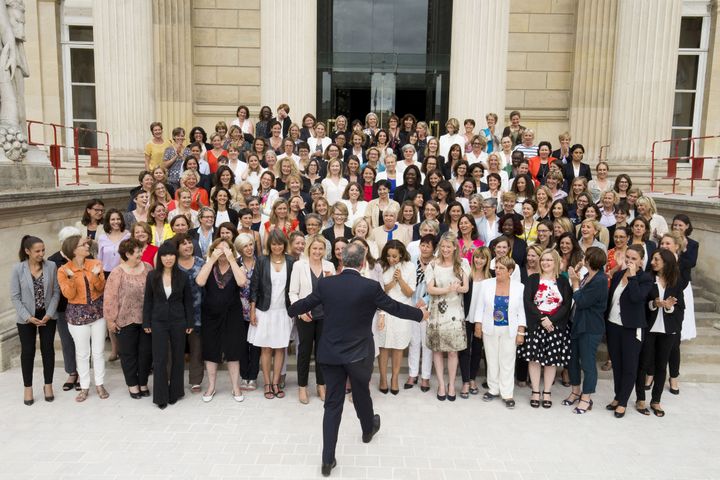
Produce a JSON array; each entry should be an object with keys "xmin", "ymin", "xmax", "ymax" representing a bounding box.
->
[
  {"xmin": 152, "ymin": 321, "xmax": 187, "ymax": 405},
  {"xmin": 636, "ymin": 331, "xmax": 676, "ymax": 404},
  {"xmin": 515, "ymin": 350, "xmax": 529, "ymax": 383},
  {"xmin": 668, "ymin": 334, "xmax": 681, "ymax": 378},
  {"xmin": 238, "ymin": 319, "xmax": 260, "ymax": 380},
  {"xmin": 297, "ymin": 317, "xmax": 325, "ymax": 387},
  {"xmin": 459, "ymin": 322, "xmax": 483, "ymax": 383},
  {"xmin": 320, "ymin": 353, "xmax": 374, "ymax": 465},
  {"xmin": 56, "ymin": 311, "xmax": 77, "ymax": 375},
  {"xmin": 17, "ymin": 315, "xmax": 56, "ymax": 387},
  {"xmin": 606, "ymin": 322, "xmax": 643, "ymax": 408},
  {"xmin": 117, "ymin": 323, "xmax": 152, "ymax": 388}
]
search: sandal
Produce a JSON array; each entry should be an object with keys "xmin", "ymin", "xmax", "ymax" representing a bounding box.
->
[
  {"xmin": 273, "ymin": 384, "xmax": 285, "ymax": 399},
  {"xmin": 264, "ymin": 384, "xmax": 275, "ymax": 400},
  {"xmin": 63, "ymin": 373, "xmax": 78, "ymax": 392},
  {"xmin": 468, "ymin": 382, "xmax": 479, "ymax": 395},
  {"xmin": 75, "ymin": 389, "xmax": 89, "ymax": 403},
  {"xmin": 542, "ymin": 391, "xmax": 552, "ymax": 409},
  {"xmin": 635, "ymin": 402, "xmax": 650, "ymax": 416},
  {"xmin": 572, "ymin": 398, "xmax": 593, "ymax": 414},
  {"xmin": 600, "ymin": 360, "xmax": 612, "ymax": 371},
  {"xmin": 650, "ymin": 403, "xmax": 665, "ymax": 417},
  {"xmin": 562, "ymin": 392, "xmax": 580, "ymax": 406},
  {"xmin": 530, "ymin": 391, "xmax": 540, "ymax": 408},
  {"xmin": 460, "ymin": 383, "xmax": 470, "ymax": 399},
  {"xmin": 96, "ymin": 385, "xmax": 109, "ymax": 399}
]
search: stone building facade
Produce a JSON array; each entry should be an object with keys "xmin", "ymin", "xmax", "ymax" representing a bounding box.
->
[{"xmin": 23, "ymin": 0, "xmax": 720, "ymax": 174}]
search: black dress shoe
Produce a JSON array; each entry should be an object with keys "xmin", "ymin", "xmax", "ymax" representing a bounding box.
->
[
  {"xmin": 379, "ymin": 387, "xmax": 388, "ymax": 394},
  {"xmin": 129, "ymin": 390, "xmax": 142, "ymax": 400},
  {"xmin": 321, "ymin": 459, "xmax": 337, "ymax": 477},
  {"xmin": 614, "ymin": 410, "xmax": 626, "ymax": 418},
  {"xmin": 140, "ymin": 389, "xmax": 150, "ymax": 397},
  {"xmin": 362, "ymin": 414, "xmax": 381, "ymax": 443},
  {"xmin": 158, "ymin": 403, "xmax": 167, "ymax": 410},
  {"xmin": 420, "ymin": 385, "xmax": 430, "ymax": 392},
  {"xmin": 23, "ymin": 398, "xmax": 33, "ymax": 406},
  {"xmin": 390, "ymin": 388, "xmax": 399, "ymax": 395}
]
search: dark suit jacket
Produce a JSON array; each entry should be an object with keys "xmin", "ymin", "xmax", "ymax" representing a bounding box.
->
[
  {"xmin": 523, "ymin": 274, "xmax": 573, "ymax": 330},
  {"xmin": 288, "ymin": 269, "xmax": 423, "ymax": 365},
  {"xmin": 562, "ymin": 162, "xmax": 592, "ymax": 191},
  {"xmin": 510, "ymin": 238, "xmax": 527, "ymax": 269},
  {"xmin": 322, "ymin": 225, "xmax": 353, "ymax": 244},
  {"xmin": 570, "ymin": 271, "xmax": 609, "ymax": 338},
  {"xmin": 679, "ymin": 238, "xmax": 698, "ymax": 283},
  {"xmin": 250, "ymin": 255, "xmax": 295, "ymax": 311},
  {"xmin": 142, "ymin": 269, "xmax": 194, "ymax": 329},
  {"xmin": 551, "ymin": 148, "xmax": 571, "ymax": 165},
  {"xmin": 606, "ymin": 269, "xmax": 654, "ymax": 329},
  {"xmin": 646, "ymin": 278, "xmax": 687, "ymax": 334},
  {"xmin": 394, "ymin": 184, "xmax": 428, "ymax": 204}
]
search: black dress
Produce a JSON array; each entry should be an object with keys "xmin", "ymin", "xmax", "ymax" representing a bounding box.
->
[{"xmin": 201, "ymin": 264, "xmax": 243, "ymax": 363}]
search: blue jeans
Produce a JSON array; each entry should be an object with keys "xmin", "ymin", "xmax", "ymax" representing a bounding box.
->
[{"xmin": 568, "ymin": 333, "xmax": 602, "ymax": 394}]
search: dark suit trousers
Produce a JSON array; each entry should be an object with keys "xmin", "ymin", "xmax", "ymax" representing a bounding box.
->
[
  {"xmin": 606, "ymin": 322, "xmax": 642, "ymax": 407},
  {"xmin": 459, "ymin": 322, "xmax": 483, "ymax": 383},
  {"xmin": 568, "ymin": 333, "xmax": 602, "ymax": 394},
  {"xmin": 636, "ymin": 331, "xmax": 675, "ymax": 404},
  {"xmin": 668, "ymin": 334, "xmax": 681, "ymax": 378},
  {"xmin": 152, "ymin": 321, "xmax": 186, "ymax": 406},
  {"xmin": 117, "ymin": 323, "xmax": 152, "ymax": 387},
  {"xmin": 17, "ymin": 315, "xmax": 56, "ymax": 387},
  {"xmin": 297, "ymin": 317, "xmax": 325, "ymax": 387},
  {"xmin": 320, "ymin": 353, "xmax": 374, "ymax": 464},
  {"xmin": 239, "ymin": 319, "xmax": 260, "ymax": 380}
]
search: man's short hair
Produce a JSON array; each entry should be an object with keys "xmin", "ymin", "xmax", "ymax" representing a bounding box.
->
[{"xmin": 342, "ymin": 243, "xmax": 366, "ymax": 268}]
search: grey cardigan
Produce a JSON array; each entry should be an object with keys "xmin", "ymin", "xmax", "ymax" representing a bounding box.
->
[{"xmin": 10, "ymin": 260, "xmax": 60, "ymax": 324}]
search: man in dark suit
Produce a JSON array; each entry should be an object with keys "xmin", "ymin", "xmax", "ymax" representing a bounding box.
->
[{"xmin": 288, "ymin": 243, "xmax": 427, "ymax": 477}]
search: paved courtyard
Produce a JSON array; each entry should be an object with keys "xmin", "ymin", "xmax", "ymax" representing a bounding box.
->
[{"xmin": 0, "ymin": 364, "xmax": 718, "ymax": 480}]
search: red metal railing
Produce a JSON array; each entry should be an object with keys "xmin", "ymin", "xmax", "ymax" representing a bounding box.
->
[
  {"xmin": 650, "ymin": 134, "xmax": 718, "ymax": 196},
  {"xmin": 26, "ymin": 120, "xmax": 112, "ymax": 187}
]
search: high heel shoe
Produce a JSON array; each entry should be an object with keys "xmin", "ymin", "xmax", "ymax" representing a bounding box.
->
[
  {"xmin": 573, "ymin": 398, "xmax": 593, "ymax": 414},
  {"xmin": 62, "ymin": 373, "xmax": 78, "ymax": 392},
  {"xmin": 530, "ymin": 391, "xmax": 540, "ymax": 408},
  {"xmin": 436, "ymin": 387, "xmax": 446, "ymax": 401},
  {"xmin": 390, "ymin": 388, "xmax": 399, "ymax": 395},
  {"xmin": 562, "ymin": 392, "xmax": 580, "ymax": 406},
  {"xmin": 404, "ymin": 376, "xmax": 417, "ymax": 389},
  {"xmin": 668, "ymin": 378, "xmax": 680, "ymax": 395},
  {"xmin": 446, "ymin": 384, "xmax": 456, "ymax": 402},
  {"xmin": 298, "ymin": 387, "xmax": 309, "ymax": 404},
  {"xmin": 541, "ymin": 391, "xmax": 552, "ymax": 409},
  {"xmin": 128, "ymin": 388, "xmax": 142, "ymax": 400},
  {"xmin": 420, "ymin": 380, "xmax": 430, "ymax": 393},
  {"xmin": 614, "ymin": 406, "xmax": 626, "ymax": 418},
  {"xmin": 379, "ymin": 386, "xmax": 389, "ymax": 394},
  {"xmin": 43, "ymin": 385, "xmax": 54, "ymax": 402},
  {"xmin": 317, "ymin": 385, "xmax": 326, "ymax": 401}
]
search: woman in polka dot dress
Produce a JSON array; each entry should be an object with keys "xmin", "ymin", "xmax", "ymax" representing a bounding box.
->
[{"xmin": 519, "ymin": 249, "xmax": 573, "ymax": 409}]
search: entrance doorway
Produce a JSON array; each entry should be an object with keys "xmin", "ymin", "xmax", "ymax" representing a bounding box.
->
[
  {"xmin": 334, "ymin": 88, "xmax": 371, "ymax": 125},
  {"xmin": 395, "ymin": 89, "xmax": 427, "ymax": 122}
]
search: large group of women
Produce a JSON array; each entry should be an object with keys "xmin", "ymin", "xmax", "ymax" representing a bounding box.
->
[{"xmin": 11, "ymin": 106, "xmax": 699, "ymax": 418}]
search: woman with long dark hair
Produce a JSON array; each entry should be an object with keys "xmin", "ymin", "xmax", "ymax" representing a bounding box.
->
[{"xmin": 11, "ymin": 236, "xmax": 60, "ymax": 405}]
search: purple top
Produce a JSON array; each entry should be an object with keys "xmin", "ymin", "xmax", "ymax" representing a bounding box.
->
[{"xmin": 96, "ymin": 231, "xmax": 131, "ymax": 272}]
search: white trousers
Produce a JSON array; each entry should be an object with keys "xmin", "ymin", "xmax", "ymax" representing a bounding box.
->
[
  {"xmin": 483, "ymin": 331, "xmax": 516, "ymax": 399},
  {"xmin": 68, "ymin": 318, "xmax": 107, "ymax": 389},
  {"xmin": 408, "ymin": 321, "xmax": 432, "ymax": 379}
]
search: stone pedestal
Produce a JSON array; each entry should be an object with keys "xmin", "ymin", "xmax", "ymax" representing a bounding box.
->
[
  {"xmin": 608, "ymin": 0, "xmax": 682, "ymax": 164},
  {"xmin": 448, "ymin": 0, "xmax": 510, "ymax": 122},
  {"xmin": 94, "ymin": 0, "xmax": 155, "ymax": 152},
  {"xmin": 260, "ymin": 0, "xmax": 317, "ymax": 118},
  {"xmin": 569, "ymin": 0, "xmax": 617, "ymax": 162}
]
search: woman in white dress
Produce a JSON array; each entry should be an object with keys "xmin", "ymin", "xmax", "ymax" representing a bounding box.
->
[
  {"xmin": 321, "ymin": 158, "xmax": 348, "ymax": 206},
  {"xmin": 341, "ymin": 182, "xmax": 368, "ymax": 227},
  {"xmin": 248, "ymin": 230, "xmax": 295, "ymax": 400},
  {"xmin": 377, "ymin": 239, "xmax": 416, "ymax": 395},
  {"xmin": 241, "ymin": 153, "xmax": 264, "ymax": 195},
  {"xmin": 231, "ymin": 105, "xmax": 255, "ymax": 136},
  {"xmin": 439, "ymin": 118, "xmax": 465, "ymax": 160}
]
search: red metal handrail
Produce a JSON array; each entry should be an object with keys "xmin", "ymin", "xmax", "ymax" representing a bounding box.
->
[
  {"xmin": 26, "ymin": 120, "xmax": 113, "ymax": 187},
  {"xmin": 650, "ymin": 134, "xmax": 718, "ymax": 196}
]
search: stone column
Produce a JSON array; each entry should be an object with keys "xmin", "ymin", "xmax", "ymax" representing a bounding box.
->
[
  {"xmin": 448, "ymin": 0, "xmax": 509, "ymax": 123},
  {"xmin": 152, "ymin": 0, "xmax": 193, "ymax": 133},
  {"xmin": 608, "ymin": 0, "xmax": 682, "ymax": 164},
  {"xmin": 260, "ymin": 0, "xmax": 316, "ymax": 118},
  {"xmin": 93, "ymin": 0, "xmax": 155, "ymax": 152},
  {"xmin": 569, "ymin": 0, "xmax": 617, "ymax": 162}
]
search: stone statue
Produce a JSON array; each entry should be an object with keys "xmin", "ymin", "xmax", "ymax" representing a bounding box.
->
[{"xmin": 0, "ymin": 0, "xmax": 28, "ymax": 161}]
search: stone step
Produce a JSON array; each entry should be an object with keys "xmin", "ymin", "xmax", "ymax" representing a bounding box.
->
[
  {"xmin": 679, "ymin": 344, "xmax": 720, "ymax": 363},
  {"xmin": 687, "ymin": 327, "xmax": 720, "ymax": 346},
  {"xmin": 694, "ymin": 297, "xmax": 716, "ymax": 313},
  {"xmin": 695, "ymin": 312, "xmax": 720, "ymax": 328}
]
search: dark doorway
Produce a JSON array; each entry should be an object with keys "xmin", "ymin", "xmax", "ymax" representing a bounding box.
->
[
  {"xmin": 334, "ymin": 88, "xmax": 371, "ymax": 125},
  {"xmin": 395, "ymin": 89, "xmax": 427, "ymax": 121}
]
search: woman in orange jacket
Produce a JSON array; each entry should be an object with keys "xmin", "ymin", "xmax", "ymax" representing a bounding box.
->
[
  {"xmin": 527, "ymin": 141, "xmax": 558, "ymax": 186},
  {"xmin": 57, "ymin": 235, "xmax": 107, "ymax": 403}
]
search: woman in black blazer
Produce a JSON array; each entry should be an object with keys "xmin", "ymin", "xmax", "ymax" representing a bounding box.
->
[
  {"xmin": 211, "ymin": 187, "xmax": 239, "ymax": 227},
  {"xmin": 636, "ymin": 249, "xmax": 686, "ymax": 417},
  {"xmin": 667, "ymin": 214, "xmax": 699, "ymax": 393},
  {"xmin": 248, "ymin": 229, "xmax": 295, "ymax": 399},
  {"xmin": 605, "ymin": 245, "xmax": 653, "ymax": 417},
  {"xmin": 629, "ymin": 217, "xmax": 656, "ymax": 271},
  {"xmin": 142, "ymin": 242, "xmax": 194, "ymax": 409},
  {"xmin": 565, "ymin": 247, "xmax": 609, "ymax": 414},
  {"xmin": 519, "ymin": 249, "xmax": 573, "ymax": 409},
  {"xmin": 561, "ymin": 144, "xmax": 592, "ymax": 192}
]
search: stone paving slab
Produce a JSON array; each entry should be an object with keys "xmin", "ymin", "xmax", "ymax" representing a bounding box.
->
[{"xmin": 0, "ymin": 366, "xmax": 719, "ymax": 480}]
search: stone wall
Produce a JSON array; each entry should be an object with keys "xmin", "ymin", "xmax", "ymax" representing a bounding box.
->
[
  {"xmin": 655, "ymin": 195, "xmax": 720, "ymax": 299},
  {"xmin": 192, "ymin": 0, "xmax": 262, "ymax": 129},
  {"xmin": 0, "ymin": 186, "xmax": 130, "ymax": 370},
  {"xmin": 506, "ymin": 0, "xmax": 576, "ymax": 141}
]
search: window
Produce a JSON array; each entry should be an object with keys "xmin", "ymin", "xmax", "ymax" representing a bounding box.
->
[
  {"xmin": 671, "ymin": 9, "xmax": 710, "ymax": 159},
  {"xmin": 62, "ymin": 24, "xmax": 97, "ymax": 155}
]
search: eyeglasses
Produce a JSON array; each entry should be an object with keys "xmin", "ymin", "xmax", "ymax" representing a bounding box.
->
[{"xmin": 92, "ymin": 208, "xmax": 104, "ymax": 213}]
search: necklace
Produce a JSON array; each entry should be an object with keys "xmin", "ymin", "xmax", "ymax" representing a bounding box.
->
[{"xmin": 271, "ymin": 256, "xmax": 284, "ymax": 264}]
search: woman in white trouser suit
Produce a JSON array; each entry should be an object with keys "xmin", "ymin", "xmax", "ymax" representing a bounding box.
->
[{"xmin": 473, "ymin": 256, "xmax": 526, "ymax": 408}]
